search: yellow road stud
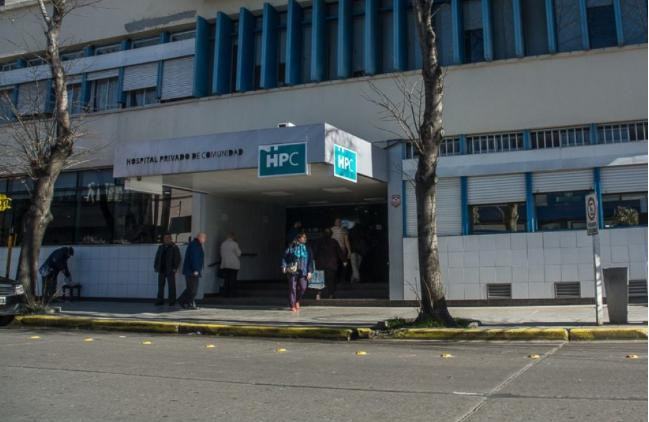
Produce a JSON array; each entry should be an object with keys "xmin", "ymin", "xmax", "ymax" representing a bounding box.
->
[
  {"xmin": 355, "ymin": 351, "xmax": 368, "ymax": 356},
  {"xmin": 275, "ymin": 348, "xmax": 287, "ymax": 353},
  {"xmin": 626, "ymin": 354, "xmax": 639, "ymax": 359},
  {"xmin": 118, "ymin": 335, "xmax": 126, "ymax": 338},
  {"xmin": 84, "ymin": 338, "xmax": 94, "ymax": 342},
  {"xmin": 440, "ymin": 353, "xmax": 454, "ymax": 358},
  {"xmin": 142, "ymin": 341, "xmax": 152, "ymax": 345},
  {"xmin": 29, "ymin": 336, "xmax": 41, "ymax": 340},
  {"xmin": 205, "ymin": 344, "xmax": 216, "ymax": 349},
  {"xmin": 528, "ymin": 354, "xmax": 541, "ymax": 359}
]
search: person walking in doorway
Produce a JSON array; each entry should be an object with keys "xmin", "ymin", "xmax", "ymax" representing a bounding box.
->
[
  {"xmin": 154, "ymin": 233, "xmax": 181, "ymax": 306},
  {"xmin": 331, "ymin": 218, "xmax": 351, "ymax": 284},
  {"xmin": 220, "ymin": 232, "xmax": 242, "ymax": 297},
  {"xmin": 178, "ymin": 232, "xmax": 206, "ymax": 310},
  {"xmin": 281, "ymin": 232, "xmax": 314, "ymax": 312},
  {"xmin": 39, "ymin": 247, "xmax": 74, "ymax": 302},
  {"xmin": 314, "ymin": 228, "xmax": 346, "ymax": 298}
]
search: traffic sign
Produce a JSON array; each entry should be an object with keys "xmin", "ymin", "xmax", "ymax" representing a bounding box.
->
[
  {"xmin": 585, "ymin": 193, "xmax": 598, "ymax": 236},
  {"xmin": 258, "ymin": 143, "xmax": 308, "ymax": 178},
  {"xmin": 333, "ymin": 144, "xmax": 357, "ymax": 183}
]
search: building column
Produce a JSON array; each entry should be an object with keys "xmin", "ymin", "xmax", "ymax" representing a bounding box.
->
[
  {"xmin": 451, "ymin": 0, "xmax": 464, "ymax": 64},
  {"xmin": 525, "ymin": 172, "xmax": 536, "ymax": 232},
  {"xmin": 364, "ymin": 0, "xmax": 379, "ymax": 75},
  {"xmin": 193, "ymin": 17, "xmax": 211, "ymax": 97},
  {"xmin": 613, "ymin": 0, "xmax": 624, "ymax": 46},
  {"xmin": 310, "ymin": 0, "xmax": 326, "ymax": 82},
  {"xmin": 337, "ymin": 0, "xmax": 352, "ymax": 78},
  {"xmin": 544, "ymin": 0, "xmax": 557, "ymax": 53},
  {"xmin": 236, "ymin": 7, "xmax": 255, "ymax": 92},
  {"xmin": 461, "ymin": 176, "xmax": 469, "ymax": 235},
  {"xmin": 578, "ymin": 0, "xmax": 590, "ymax": 50},
  {"xmin": 589, "ymin": 123, "xmax": 599, "ymax": 145},
  {"xmin": 512, "ymin": 0, "xmax": 524, "ymax": 57},
  {"xmin": 388, "ymin": 145, "xmax": 404, "ymax": 300},
  {"xmin": 213, "ymin": 12, "xmax": 233, "ymax": 95},
  {"xmin": 481, "ymin": 0, "xmax": 494, "ymax": 61},
  {"xmin": 393, "ymin": 0, "xmax": 407, "ymax": 71},
  {"xmin": 261, "ymin": 3, "xmax": 279, "ymax": 89},
  {"xmin": 285, "ymin": 0, "xmax": 302, "ymax": 85}
]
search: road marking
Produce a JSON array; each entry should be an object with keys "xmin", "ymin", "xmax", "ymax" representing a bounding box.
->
[
  {"xmin": 275, "ymin": 348, "xmax": 287, "ymax": 353},
  {"xmin": 29, "ymin": 336, "xmax": 41, "ymax": 340},
  {"xmin": 142, "ymin": 341, "xmax": 152, "ymax": 345},
  {"xmin": 528, "ymin": 354, "xmax": 541, "ymax": 359},
  {"xmin": 625, "ymin": 354, "xmax": 639, "ymax": 359},
  {"xmin": 454, "ymin": 342, "xmax": 566, "ymax": 422},
  {"xmin": 440, "ymin": 352, "xmax": 454, "ymax": 358},
  {"xmin": 83, "ymin": 338, "xmax": 94, "ymax": 342},
  {"xmin": 205, "ymin": 344, "xmax": 216, "ymax": 349},
  {"xmin": 355, "ymin": 351, "xmax": 367, "ymax": 356}
]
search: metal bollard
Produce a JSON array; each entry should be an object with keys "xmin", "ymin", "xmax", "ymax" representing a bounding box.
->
[{"xmin": 603, "ymin": 267, "xmax": 629, "ymax": 324}]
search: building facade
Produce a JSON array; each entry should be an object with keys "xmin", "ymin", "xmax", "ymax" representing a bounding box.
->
[{"xmin": 0, "ymin": 0, "xmax": 646, "ymax": 302}]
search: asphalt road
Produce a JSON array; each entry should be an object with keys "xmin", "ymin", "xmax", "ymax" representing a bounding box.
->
[{"xmin": 0, "ymin": 329, "xmax": 646, "ymax": 422}]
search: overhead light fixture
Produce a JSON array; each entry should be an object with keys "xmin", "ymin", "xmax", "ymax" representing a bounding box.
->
[
  {"xmin": 261, "ymin": 191, "xmax": 292, "ymax": 197},
  {"xmin": 363, "ymin": 197, "xmax": 384, "ymax": 201},
  {"xmin": 322, "ymin": 187, "xmax": 352, "ymax": 193}
]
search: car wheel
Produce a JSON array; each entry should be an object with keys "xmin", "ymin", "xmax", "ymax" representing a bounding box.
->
[{"xmin": 0, "ymin": 315, "xmax": 15, "ymax": 326}]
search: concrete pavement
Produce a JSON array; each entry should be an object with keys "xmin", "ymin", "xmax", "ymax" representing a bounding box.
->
[
  {"xmin": 54, "ymin": 301, "xmax": 648, "ymax": 327},
  {"xmin": 0, "ymin": 328, "xmax": 646, "ymax": 421}
]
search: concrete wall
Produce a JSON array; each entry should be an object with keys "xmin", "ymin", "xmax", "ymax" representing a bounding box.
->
[{"xmin": 403, "ymin": 228, "xmax": 648, "ymax": 301}]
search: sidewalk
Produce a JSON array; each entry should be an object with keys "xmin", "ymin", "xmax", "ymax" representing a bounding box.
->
[{"xmin": 53, "ymin": 301, "xmax": 648, "ymax": 328}]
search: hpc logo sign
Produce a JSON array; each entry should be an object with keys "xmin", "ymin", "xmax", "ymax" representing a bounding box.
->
[
  {"xmin": 258, "ymin": 143, "xmax": 308, "ymax": 178},
  {"xmin": 333, "ymin": 144, "xmax": 357, "ymax": 183}
]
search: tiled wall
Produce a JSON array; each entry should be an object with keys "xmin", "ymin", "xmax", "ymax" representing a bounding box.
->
[
  {"xmin": 0, "ymin": 244, "xmax": 187, "ymax": 299},
  {"xmin": 403, "ymin": 228, "xmax": 648, "ymax": 301}
]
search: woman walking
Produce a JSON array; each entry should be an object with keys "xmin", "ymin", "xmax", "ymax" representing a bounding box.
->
[{"xmin": 281, "ymin": 232, "xmax": 314, "ymax": 312}]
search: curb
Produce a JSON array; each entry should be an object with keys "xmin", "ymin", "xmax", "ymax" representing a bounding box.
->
[
  {"xmin": 390, "ymin": 327, "xmax": 570, "ymax": 341},
  {"xmin": 568, "ymin": 327, "xmax": 648, "ymax": 341}
]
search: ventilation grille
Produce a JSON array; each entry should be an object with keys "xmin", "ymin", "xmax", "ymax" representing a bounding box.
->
[
  {"xmin": 628, "ymin": 280, "xmax": 648, "ymax": 298},
  {"xmin": 487, "ymin": 284, "xmax": 512, "ymax": 300},
  {"xmin": 554, "ymin": 282, "xmax": 581, "ymax": 299}
]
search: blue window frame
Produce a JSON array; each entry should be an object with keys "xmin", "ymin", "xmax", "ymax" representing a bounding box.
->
[{"xmin": 463, "ymin": 0, "xmax": 484, "ymax": 63}]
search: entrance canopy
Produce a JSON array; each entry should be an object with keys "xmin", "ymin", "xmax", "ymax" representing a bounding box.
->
[{"xmin": 114, "ymin": 123, "xmax": 388, "ymax": 205}]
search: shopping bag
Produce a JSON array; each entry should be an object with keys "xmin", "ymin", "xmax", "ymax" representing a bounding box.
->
[{"xmin": 309, "ymin": 270, "xmax": 325, "ymax": 290}]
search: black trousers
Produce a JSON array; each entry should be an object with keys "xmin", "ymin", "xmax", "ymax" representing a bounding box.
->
[
  {"xmin": 324, "ymin": 268, "xmax": 338, "ymax": 296},
  {"xmin": 156, "ymin": 272, "xmax": 176, "ymax": 304},
  {"xmin": 178, "ymin": 275, "xmax": 199, "ymax": 306},
  {"xmin": 41, "ymin": 271, "xmax": 59, "ymax": 302},
  {"xmin": 222, "ymin": 269, "xmax": 238, "ymax": 297}
]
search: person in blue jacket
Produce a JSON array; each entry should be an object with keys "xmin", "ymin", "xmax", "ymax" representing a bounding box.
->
[
  {"xmin": 178, "ymin": 233, "xmax": 207, "ymax": 309},
  {"xmin": 281, "ymin": 232, "xmax": 314, "ymax": 312}
]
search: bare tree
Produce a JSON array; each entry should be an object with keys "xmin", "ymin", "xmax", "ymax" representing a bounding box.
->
[
  {"xmin": 0, "ymin": 0, "xmax": 89, "ymax": 307},
  {"xmin": 368, "ymin": 0, "xmax": 454, "ymax": 325}
]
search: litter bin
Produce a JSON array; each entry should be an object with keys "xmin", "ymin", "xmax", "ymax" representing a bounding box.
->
[{"xmin": 603, "ymin": 267, "xmax": 629, "ymax": 324}]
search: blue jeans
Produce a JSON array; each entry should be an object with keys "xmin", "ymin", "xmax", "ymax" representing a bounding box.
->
[{"xmin": 288, "ymin": 273, "xmax": 307, "ymax": 307}]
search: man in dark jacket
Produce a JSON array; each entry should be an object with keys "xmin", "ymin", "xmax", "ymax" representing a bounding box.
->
[
  {"xmin": 154, "ymin": 233, "xmax": 181, "ymax": 306},
  {"xmin": 178, "ymin": 232, "xmax": 206, "ymax": 310},
  {"xmin": 314, "ymin": 228, "xmax": 346, "ymax": 298},
  {"xmin": 39, "ymin": 247, "xmax": 74, "ymax": 302}
]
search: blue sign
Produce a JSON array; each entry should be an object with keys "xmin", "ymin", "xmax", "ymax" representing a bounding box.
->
[
  {"xmin": 258, "ymin": 142, "xmax": 308, "ymax": 178},
  {"xmin": 333, "ymin": 144, "xmax": 357, "ymax": 183}
]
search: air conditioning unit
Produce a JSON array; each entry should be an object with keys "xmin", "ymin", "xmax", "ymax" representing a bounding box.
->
[{"xmin": 277, "ymin": 122, "xmax": 296, "ymax": 128}]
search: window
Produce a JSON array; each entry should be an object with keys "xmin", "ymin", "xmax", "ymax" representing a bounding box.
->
[
  {"xmin": 352, "ymin": 0, "xmax": 365, "ymax": 75},
  {"xmin": 492, "ymin": 0, "xmax": 516, "ymax": 59},
  {"xmin": 27, "ymin": 57, "xmax": 46, "ymax": 66},
  {"xmin": 326, "ymin": 2, "xmax": 339, "ymax": 79},
  {"xmin": 470, "ymin": 202, "xmax": 527, "ymax": 233},
  {"xmin": 91, "ymin": 77, "xmax": 119, "ymax": 112},
  {"xmin": 598, "ymin": 121, "xmax": 648, "ymax": 143},
  {"xmin": 531, "ymin": 126, "xmax": 590, "ymax": 149},
  {"xmin": 43, "ymin": 172, "xmax": 77, "ymax": 245},
  {"xmin": 466, "ymin": 132, "xmax": 524, "ymax": 154},
  {"xmin": 535, "ymin": 191, "xmax": 588, "ymax": 230},
  {"xmin": 522, "ymin": 0, "xmax": 549, "ymax": 55},
  {"xmin": 0, "ymin": 178, "xmax": 33, "ymax": 246},
  {"xmin": 554, "ymin": 0, "xmax": 583, "ymax": 52},
  {"xmin": 301, "ymin": 7, "xmax": 312, "ymax": 82},
  {"xmin": 0, "ymin": 87, "xmax": 14, "ymax": 120},
  {"xmin": 379, "ymin": 0, "xmax": 393, "ymax": 73},
  {"xmin": 127, "ymin": 87, "xmax": 158, "ymax": 107},
  {"xmin": 603, "ymin": 192, "xmax": 648, "ymax": 228},
  {"xmin": 170, "ymin": 30, "xmax": 196, "ymax": 41},
  {"xmin": 434, "ymin": 2, "xmax": 454, "ymax": 66},
  {"xmin": 621, "ymin": 0, "xmax": 648, "ymax": 44},
  {"xmin": 278, "ymin": 12, "xmax": 288, "ymax": 86},
  {"xmin": 254, "ymin": 15, "xmax": 263, "ymax": 89},
  {"xmin": 463, "ymin": 0, "xmax": 484, "ymax": 63},
  {"xmin": 440, "ymin": 137, "xmax": 461, "ymax": 156},
  {"xmin": 95, "ymin": 44, "xmax": 121, "ymax": 55},
  {"xmin": 61, "ymin": 50, "xmax": 84, "ymax": 61},
  {"xmin": 1, "ymin": 62, "xmax": 17, "ymax": 71},
  {"xmin": 131, "ymin": 36, "xmax": 159, "ymax": 49},
  {"xmin": 66, "ymin": 83, "xmax": 82, "ymax": 114},
  {"xmin": 587, "ymin": 1, "xmax": 617, "ymax": 48}
]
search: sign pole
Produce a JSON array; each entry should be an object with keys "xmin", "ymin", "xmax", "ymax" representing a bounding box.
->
[
  {"xmin": 585, "ymin": 192, "xmax": 604, "ymax": 325},
  {"xmin": 592, "ymin": 233, "xmax": 604, "ymax": 325}
]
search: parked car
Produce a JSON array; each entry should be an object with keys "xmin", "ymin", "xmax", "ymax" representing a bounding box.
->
[{"xmin": 0, "ymin": 276, "xmax": 25, "ymax": 325}]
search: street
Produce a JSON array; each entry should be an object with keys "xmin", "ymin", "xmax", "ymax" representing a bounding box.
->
[{"xmin": 0, "ymin": 329, "xmax": 646, "ymax": 421}]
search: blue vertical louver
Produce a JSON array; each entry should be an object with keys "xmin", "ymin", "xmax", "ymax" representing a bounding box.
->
[
  {"xmin": 593, "ymin": 168, "xmax": 604, "ymax": 229},
  {"xmin": 213, "ymin": 12, "xmax": 233, "ymax": 95},
  {"xmin": 578, "ymin": 0, "xmax": 590, "ymax": 49},
  {"xmin": 285, "ymin": 0, "xmax": 303, "ymax": 85},
  {"xmin": 461, "ymin": 176, "xmax": 469, "ymax": 235},
  {"xmin": 310, "ymin": 0, "xmax": 326, "ymax": 82},
  {"xmin": 337, "ymin": 0, "xmax": 352, "ymax": 78},
  {"xmin": 156, "ymin": 33, "xmax": 170, "ymax": 99},
  {"xmin": 481, "ymin": 0, "xmax": 493, "ymax": 61},
  {"xmin": 512, "ymin": 0, "xmax": 524, "ymax": 57},
  {"xmin": 613, "ymin": 0, "xmax": 624, "ymax": 46},
  {"xmin": 261, "ymin": 3, "xmax": 279, "ymax": 89},
  {"xmin": 193, "ymin": 17, "xmax": 211, "ymax": 97},
  {"xmin": 117, "ymin": 39, "xmax": 131, "ymax": 106},
  {"xmin": 544, "ymin": 0, "xmax": 557, "ymax": 53},
  {"xmin": 393, "ymin": 0, "xmax": 407, "ymax": 71},
  {"xmin": 236, "ymin": 7, "xmax": 255, "ymax": 92},
  {"xmin": 525, "ymin": 172, "xmax": 536, "ymax": 232},
  {"xmin": 451, "ymin": 0, "xmax": 464, "ymax": 64},
  {"xmin": 364, "ymin": 0, "xmax": 379, "ymax": 75}
]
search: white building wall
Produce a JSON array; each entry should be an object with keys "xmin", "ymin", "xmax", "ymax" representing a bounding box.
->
[{"xmin": 403, "ymin": 228, "xmax": 648, "ymax": 301}]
